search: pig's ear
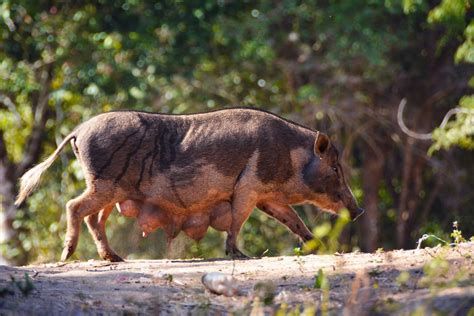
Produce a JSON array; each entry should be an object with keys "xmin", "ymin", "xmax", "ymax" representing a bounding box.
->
[{"xmin": 314, "ymin": 132, "xmax": 330, "ymax": 157}]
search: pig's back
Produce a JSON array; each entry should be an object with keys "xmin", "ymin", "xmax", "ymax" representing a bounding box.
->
[{"xmin": 74, "ymin": 108, "xmax": 315, "ymax": 205}]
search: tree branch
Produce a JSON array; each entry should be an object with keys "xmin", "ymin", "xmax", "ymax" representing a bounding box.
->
[
  {"xmin": 0, "ymin": 129, "xmax": 13, "ymax": 178},
  {"xmin": 15, "ymin": 67, "xmax": 53, "ymax": 178},
  {"xmin": 0, "ymin": 94, "xmax": 22, "ymax": 122},
  {"xmin": 0, "ymin": 129, "xmax": 16, "ymax": 215},
  {"xmin": 397, "ymin": 98, "xmax": 474, "ymax": 140}
]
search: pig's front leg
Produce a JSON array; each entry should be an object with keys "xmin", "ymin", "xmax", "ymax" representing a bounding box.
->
[
  {"xmin": 226, "ymin": 192, "xmax": 257, "ymax": 259},
  {"xmin": 257, "ymin": 202, "xmax": 314, "ymax": 242}
]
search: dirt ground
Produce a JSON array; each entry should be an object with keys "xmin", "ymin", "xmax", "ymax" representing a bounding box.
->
[{"xmin": 0, "ymin": 242, "xmax": 473, "ymax": 315}]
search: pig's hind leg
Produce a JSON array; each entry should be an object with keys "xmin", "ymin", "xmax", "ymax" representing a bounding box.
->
[
  {"xmin": 258, "ymin": 202, "xmax": 314, "ymax": 242},
  {"xmin": 85, "ymin": 205, "xmax": 124, "ymax": 262},
  {"xmin": 61, "ymin": 188, "xmax": 114, "ymax": 262}
]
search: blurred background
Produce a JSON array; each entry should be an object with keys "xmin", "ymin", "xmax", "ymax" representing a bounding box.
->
[{"xmin": 0, "ymin": 0, "xmax": 472, "ymax": 265}]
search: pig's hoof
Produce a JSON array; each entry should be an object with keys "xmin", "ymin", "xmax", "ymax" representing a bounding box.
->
[
  {"xmin": 60, "ymin": 245, "xmax": 75, "ymax": 262},
  {"xmin": 227, "ymin": 248, "xmax": 250, "ymax": 259},
  {"xmin": 303, "ymin": 233, "xmax": 314, "ymax": 242},
  {"xmin": 104, "ymin": 253, "xmax": 124, "ymax": 262},
  {"xmin": 98, "ymin": 249, "xmax": 124, "ymax": 262}
]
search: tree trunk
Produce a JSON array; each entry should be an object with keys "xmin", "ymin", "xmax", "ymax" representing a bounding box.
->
[
  {"xmin": 359, "ymin": 145, "xmax": 384, "ymax": 252},
  {"xmin": 0, "ymin": 130, "xmax": 28, "ymax": 265},
  {"xmin": 397, "ymin": 138, "xmax": 415, "ymax": 248},
  {"xmin": 0, "ymin": 67, "xmax": 51, "ymax": 265},
  {"xmin": 403, "ymin": 154, "xmax": 426, "ymax": 248}
]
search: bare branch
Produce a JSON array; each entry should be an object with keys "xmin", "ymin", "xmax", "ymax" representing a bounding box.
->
[
  {"xmin": 0, "ymin": 129, "xmax": 16, "ymax": 215},
  {"xmin": 0, "ymin": 94, "xmax": 21, "ymax": 122},
  {"xmin": 397, "ymin": 98, "xmax": 474, "ymax": 140},
  {"xmin": 0, "ymin": 130, "xmax": 12, "ymax": 171},
  {"xmin": 15, "ymin": 67, "xmax": 53, "ymax": 178}
]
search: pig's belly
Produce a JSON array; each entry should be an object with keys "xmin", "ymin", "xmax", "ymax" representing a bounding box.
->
[
  {"xmin": 116, "ymin": 199, "xmax": 232, "ymax": 241},
  {"xmin": 117, "ymin": 200, "xmax": 173, "ymax": 237}
]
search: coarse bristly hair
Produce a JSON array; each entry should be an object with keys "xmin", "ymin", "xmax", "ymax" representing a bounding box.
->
[{"xmin": 15, "ymin": 134, "xmax": 75, "ymax": 206}]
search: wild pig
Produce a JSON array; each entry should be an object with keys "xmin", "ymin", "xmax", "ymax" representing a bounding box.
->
[{"xmin": 15, "ymin": 108, "xmax": 364, "ymax": 262}]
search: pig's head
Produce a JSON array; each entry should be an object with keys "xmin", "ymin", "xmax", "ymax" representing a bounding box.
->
[{"xmin": 303, "ymin": 132, "xmax": 364, "ymax": 220}]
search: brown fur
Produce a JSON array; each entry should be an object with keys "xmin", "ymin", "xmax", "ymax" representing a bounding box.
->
[{"xmin": 15, "ymin": 108, "xmax": 363, "ymax": 261}]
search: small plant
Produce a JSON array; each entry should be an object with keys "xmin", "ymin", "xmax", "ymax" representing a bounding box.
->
[
  {"xmin": 417, "ymin": 220, "xmax": 470, "ymax": 249},
  {"xmin": 313, "ymin": 269, "xmax": 328, "ymax": 290},
  {"xmin": 293, "ymin": 247, "xmax": 306, "ymax": 272},
  {"xmin": 0, "ymin": 286, "xmax": 14, "ymax": 298},
  {"xmin": 163, "ymin": 273, "xmax": 173, "ymax": 283},
  {"xmin": 376, "ymin": 248, "xmax": 384, "ymax": 254},
  {"xmin": 368, "ymin": 268, "xmax": 383, "ymax": 278},
  {"xmin": 293, "ymin": 247, "xmax": 303, "ymax": 257},
  {"xmin": 276, "ymin": 303, "xmax": 316, "ymax": 316},
  {"xmin": 396, "ymin": 271, "xmax": 410, "ymax": 289},
  {"xmin": 372, "ymin": 297, "xmax": 401, "ymax": 314},
  {"xmin": 76, "ymin": 292, "xmax": 87, "ymax": 300},
  {"xmin": 303, "ymin": 209, "xmax": 350, "ymax": 255},
  {"xmin": 313, "ymin": 269, "xmax": 330, "ymax": 316},
  {"xmin": 419, "ymin": 253, "xmax": 469, "ymax": 294},
  {"xmin": 253, "ymin": 281, "xmax": 276, "ymax": 306},
  {"xmin": 10, "ymin": 273, "xmax": 35, "ymax": 297},
  {"xmin": 451, "ymin": 221, "xmax": 466, "ymax": 244},
  {"xmin": 275, "ymin": 302, "xmax": 288, "ymax": 316}
]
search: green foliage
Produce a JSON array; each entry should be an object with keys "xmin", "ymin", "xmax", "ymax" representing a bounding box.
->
[
  {"xmin": 416, "ymin": 220, "xmax": 472, "ymax": 249},
  {"xmin": 0, "ymin": 273, "xmax": 32, "ymax": 298},
  {"xmin": 416, "ymin": 227, "xmax": 472, "ymax": 296},
  {"xmin": 419, "ymin": 252, "xmax": 469, "ymax": 293},
  {"xmin": 430, "ymin": 95, "xmax": 474, "ymax": 153},
  {"xmin": 293, "ymin": 247, "xmax": 303, "ymax": 257},
  {"xmin": 314, "ymin": 268, "xmax": 330, "ymax": 315},
  {"xmin": 10, "ymin": 273, "xmax": 35, "ymax": 297},
  {"xmin": 450, "ymin": 221, "xmax": 467, "ymax": 243},
  {"xmin": 313, "ymin": 268, "xmax": 329, "ymax": 290},
  {"xmin": 404, "ymin": 0, "xmax": 473, "ymax": 153},
  {"xmin": 426, "ymin": 0, "xmax": 474, "ymax": 152},
  {"xmin": 275, "ymin": 303, "xmax": 317, "ymax": 316},
  {"xmin": 240, "ymin": 209, "xmax": 297, "ymax": 257},
  {"xmin": 253, "ymin": 281, "xmax": 276, "ymax": 306},
  {"xmin": 456, "ymin": 20, "xmax": 474, "ymax": 63},
  {"xmin": 1, "ymin": 0, "xmax": 472, "ymax": 264},
  {"xmin": 0, "ymin": 0, "xmax": 251, "ymax": 263},
  {"xmin": 428, "ymin": 0, "xmax": 469, "ymax": 34},
  {"xmin": 186, "ymin": 228, "xmax": 225, "ymax": 259},
  {"xmin": 396, "ymin": 271, "xmax": 411, "ymax": 289},
  {"xmin": 303, "ymin": 209, "xmax": 351, "ymax": 254}
]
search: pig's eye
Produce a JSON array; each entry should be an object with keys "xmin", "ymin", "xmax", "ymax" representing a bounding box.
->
[{"xmin": 333, "ymin": 167, "xmax": 338, "ymax": 173}]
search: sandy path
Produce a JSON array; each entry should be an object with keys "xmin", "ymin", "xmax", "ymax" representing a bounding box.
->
[{"xmin": 1, "ymin": 243, "xmax": 473, "ymax": 315}]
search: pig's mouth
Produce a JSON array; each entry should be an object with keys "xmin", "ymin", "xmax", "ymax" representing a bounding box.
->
[
  {"xmin": 311, "ymin": 194, "xmax": 343, "ymax": 213},
  {"xmin": 349, "ymin": 207, "xmax": 365, "ymax": 221},
  {"xmin": 311, "ymin": 201, "xmax": 365, "ymax": 222},
  {"xmin": 319, "ymin": 206, "xmax": 364, "ymax": 221},
  {"xmin": 309, "ymin": 194, "xmax": 365, "ymax": 221}
]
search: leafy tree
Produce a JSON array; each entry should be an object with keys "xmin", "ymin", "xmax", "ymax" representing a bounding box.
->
[
  {"xmin": 0, "ymin": 0, "xmax": 251, "ymax": 264},
  {"xmin": 427, "ymin": 0, "xmax": 474, "ymax": 152},
  {"xmin": 1, "ymin": 0, "xmax": 472, "ymax": 265}
]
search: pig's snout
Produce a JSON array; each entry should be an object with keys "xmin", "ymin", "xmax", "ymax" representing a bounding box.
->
[{"xmin": 349, "ymin": 207, "xmax": 365, "ymax": 221}]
